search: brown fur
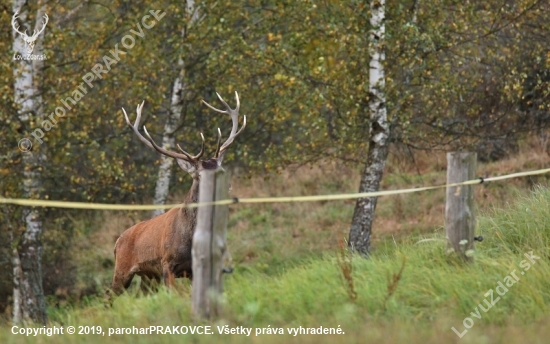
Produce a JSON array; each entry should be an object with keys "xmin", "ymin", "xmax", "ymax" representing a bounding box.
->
[{"xmin": 109, "ymin": 180, "xmax": 199, "ymax": 297}]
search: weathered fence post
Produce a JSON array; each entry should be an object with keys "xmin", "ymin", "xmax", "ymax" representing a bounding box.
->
[
  {"xmin": 445, "ymin": 152, "xmax": 477, "ymax": 261},
  {"xmin": 192, "ymin": 168, "xmax": 229, "ymax": 319}
]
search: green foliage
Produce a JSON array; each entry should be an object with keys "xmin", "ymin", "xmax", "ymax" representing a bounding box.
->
[
  {"xmin": 1, "ymin": 0, "xmax": 550, "ymax": 324},
  {"xmin": 2, "ymin": 0, "xmax": 549, "ymax": 200},
  {"xmin": 2, "ymin": 0, "xmax": 549, "ymax": 197}
]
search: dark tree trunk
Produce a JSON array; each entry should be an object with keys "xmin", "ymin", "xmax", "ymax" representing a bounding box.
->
[
  {"xmin": 348, "ymin": 121, "xmax": 390, "ymax": 255},
  {"xmin": 13, "ymin": 209, "xmax": 48, "ymax": 324},
  {"xmin": 348, "ymin": 0, "xmax": 389, "ymax": 256}
]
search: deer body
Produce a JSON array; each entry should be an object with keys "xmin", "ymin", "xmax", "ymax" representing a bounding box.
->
[
  {"xmin": 109, "ymin": 93, "xmax": 245, "ymax": 300},
  {"xmin": 111, "ymin": 180, "xmax": 199, "ymax": 294}
]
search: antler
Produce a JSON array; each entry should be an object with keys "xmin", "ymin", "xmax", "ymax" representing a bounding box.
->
[
  {"xmin": 122, "ymin": 101, "xmax": 205, "ymax": 163},
  {"xmin": 29, "ymin": 13, "xmax": 48, "ymax": 40},
  {"xmin": 11, "ymin": 12, "xmax": 27, "ymax": 37},
  {"xmin": 202, "ymin": 91, "xmax": 246, "ymax": 159}
]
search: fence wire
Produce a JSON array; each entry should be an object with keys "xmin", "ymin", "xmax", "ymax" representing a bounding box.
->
[{"xmin": 1, "ymin": 167, "xmax": 549, "ymax": 210}]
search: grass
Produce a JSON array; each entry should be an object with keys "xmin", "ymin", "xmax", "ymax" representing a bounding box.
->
[{"xmin": 2, "ymin": 186, "xmax": 550, "ymax": 343}]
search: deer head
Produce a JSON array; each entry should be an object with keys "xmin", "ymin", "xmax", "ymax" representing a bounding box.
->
[
  {"xmin": 12, "ymin": 12, "xmax": 49, "ymax": 54},
  {"xmin": 122, "ymin": 92, "xmax": 246, "ymax": 179}
]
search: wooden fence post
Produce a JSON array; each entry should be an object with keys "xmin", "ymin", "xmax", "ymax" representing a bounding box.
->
[
  {"xmin": 192, "ymin": 169, "xmax": 229, "ymax": 319},
  {"xmin": 445, "ymin": 152, "xmax": 477, "ymax": 262}
]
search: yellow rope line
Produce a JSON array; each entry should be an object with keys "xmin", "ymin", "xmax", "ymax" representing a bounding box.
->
[{"xmin": 1, "ymin": 168, "xmax": 549, "ymax": 210}]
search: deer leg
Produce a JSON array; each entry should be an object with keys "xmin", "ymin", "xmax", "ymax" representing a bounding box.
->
[
  {"xmin": 172, "ymin": 261, "xmax": 193, "ymax": 280},
  {"xmin": 139, "ymin": 274, "xmax": 151, "ymax": 295},
  {"xmin": 106, "ymin": 254, "xmax": 136, "ymax": 306},
  {"xmin": 106, "ymin": 271, "xmax": 134, "ymax": 307},
  {"xmin": 140, "ymin": 273, "xmax": 160, "ymax": 295},
  {"xmin": 162, "ymin": 264, "xmax": 175, "ymax": 288},
  {"xmin": 111, "ymin": 271, "xmax": 135, "ymax": 295},
  {"xmin": 151, "ymin": 275, "xmax": 161, "ymax": 292}
]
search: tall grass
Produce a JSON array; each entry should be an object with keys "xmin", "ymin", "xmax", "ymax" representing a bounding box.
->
[{"xmin": 2, "ymin": 187, "xmax": 550, "ymax": 343}]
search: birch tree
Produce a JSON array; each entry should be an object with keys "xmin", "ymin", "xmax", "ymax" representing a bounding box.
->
[
  {"xmin": 348, "ymin": 0, "xmax": 390, "ymax": 256},
  {"xmin": 11, "ymin": 0, "xmax": 48, "ymax": 324},
  {"xmin": 151, "ymin": 0, "xmax": 200, "ymax": 218}
]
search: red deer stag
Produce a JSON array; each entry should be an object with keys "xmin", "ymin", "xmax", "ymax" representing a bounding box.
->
[{"xmin": 108, "ymin": 92, "xmax": 245, "ymax": 300}]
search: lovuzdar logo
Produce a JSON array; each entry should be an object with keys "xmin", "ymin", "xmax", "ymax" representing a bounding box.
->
[{"xmin": 12, "ymin": 11, "xmax": 49, "ymax": 60}]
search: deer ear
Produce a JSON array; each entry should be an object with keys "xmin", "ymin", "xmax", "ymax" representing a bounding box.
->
[{"xmin": 176, "ymin": 159, "xmax": 196, "ymax": 174}]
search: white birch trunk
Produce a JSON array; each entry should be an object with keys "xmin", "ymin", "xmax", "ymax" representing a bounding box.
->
[
  {"xmin": 152, "ymin": 0, "xmax": 199, "ymax": 217},
  {"xmin": 12, "ymin": 0, "xmax": 48, "ymax": 324},
  {"xmin": 405, "ymin": 0, "xmax": 419, "ymax": 85},
  {"xmin": 348, "ymin": 0, "xmax": 390, "ymax": 256},
  {"xmin": 151, "ymin": 66, "xmax": 185, "ymax": 217}
]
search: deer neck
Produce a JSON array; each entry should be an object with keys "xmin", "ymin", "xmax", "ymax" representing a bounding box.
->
[
  {"xmin": 185, "ymin": 178, "xmax": 200, "ymax": 205},
  {"xmin": 178, "ymin": 178, "xmax": 200, "ymax": 235}
]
